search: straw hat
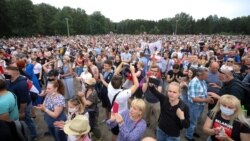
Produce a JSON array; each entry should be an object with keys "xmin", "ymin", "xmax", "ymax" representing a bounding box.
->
[
  {"xmin": 85, "ymin": 78, "xmax": 96, "ymax": 86},
  {"xmin": 64, "ymin": 115, "xmax": 90, "ymax": 136}
]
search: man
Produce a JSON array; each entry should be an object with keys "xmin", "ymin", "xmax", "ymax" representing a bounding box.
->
[
  {"xmin": 107, "ymin": 62, "xmax": 139, "ymax": 141},
  {"xmin": 99, "ymin": 60, "xmax": 114, "ymax": 120},
  {"xmin": 241, "ymin": 56, "xmax": 250, "ymax": 74},
  {"xmin": 0, "ymin": 79, "xmax": 18, "ymax": 121},
  {"xmin": 5, "ymin": 65, "xmax": 37, "ymax": 140},
  {"xmin": 185, "ymin": 67, "xmax": 214, "ymax": 141},
  {"xmin": 208, "ymin": 69, "xmax": 250, "ymax": 116},
  {"xmin": 206, "ymin": 62, "xmax": 222, "ymax": 110},
  {"xmin": 218, "ymin": 69, "xmax": 245, "ymax": 103},
  {"xmin": 142, "ymin": 64, "xmax": 163, "ymax": 131},
  {"xmin": 183, "ymin": 55, "xmax": 200, "ymax": 75},
  {"xmin": 167, "ymin": 64, "xmax": 182, "ymax": 83},
  {"xmin": 120, "ymin": 44, "xmax": 132, "ymax": 63}
]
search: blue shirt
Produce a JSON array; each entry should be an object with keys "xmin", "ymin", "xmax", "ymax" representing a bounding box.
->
[
  {"xmin": 188, "ymin": 77, "xmax": 208, "ymax": 105},
  {"xmin": 223, "ymin": 55, "xmax": 241, "ymax": 63},
  {"xmin": 206, "ymin": 72, "xmax": 222, "ymax": 94},
  {"xmin": 139, "ymin": 57, "xmax": 148, "ymax": 71},
  {"xmin": 0, "ymin": 91, "xmax": 19, "ymax": 120},
  {"xmin": 121, "ymin": 52, "xmax": 132, "ymax": 62}
]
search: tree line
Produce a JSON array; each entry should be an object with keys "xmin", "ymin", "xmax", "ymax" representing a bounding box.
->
[{"xmin": 1, "ymin": 0, "xmax": 250, "ymax": 38}]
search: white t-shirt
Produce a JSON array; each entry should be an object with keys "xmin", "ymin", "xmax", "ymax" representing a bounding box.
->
[
  {"xmin": 33, "ymin": 63, "xmax": 42, "ymax": 74},
  {"xmin": 108, "ymin": 83, "xmax": 132, "ymax": 114}
]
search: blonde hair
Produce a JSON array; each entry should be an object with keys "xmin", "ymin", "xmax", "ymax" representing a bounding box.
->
[
  {"xmin": 137, "ymin": 61, "xmax": 145, "ymax": 68},
  {"xmin": 167, "ymin": 82, "xmax": 181, "ymax": 94},
  {"xmin": 68, "ymin": 96, "xmax": 85, "ymax": 114},
  {"xmin": 211, "ymin": 95, "xmax": 250, "ymax": 127},
  {"xmin": 131, "ymin": 99, "xmax": 146, "ymax": 114}
]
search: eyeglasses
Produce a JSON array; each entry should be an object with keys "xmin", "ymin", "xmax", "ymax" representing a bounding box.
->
[{"xmin": 227, "ymin": 61, "xmax": 233, "ymax": 63}]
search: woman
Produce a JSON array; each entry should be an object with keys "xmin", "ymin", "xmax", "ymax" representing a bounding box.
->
[
  {"xmin": 78, "ymin": 78, "xmax": 101, "ymax": 140},
  {"xmin": 220, "ymin": 58, "xmax": 234, "ymax": 72},
  {"xmin": 43, "ymin": 59, "xmax": 57, "ymax": 74},
  {"xmin": 198, "ymin": 54, "xmax": 208, "ymax": 67},
  {"xmin": 32, "ymin": 58, "xmax": 43, "ymax": 86},
  {"xmin": 35, "ymin": 80, "xmax": 67, "ymax": 141},
  {"xmin": 205, "ymin": 57, "xmax": 216, "ymax": 68},
  {"xmin": 95, "ymin": 55, "xmax": 103, "ymax": 73},
  {"xmin": 167, "ymin": 64, "xmax": 182, "ymax": 83},
  {"xmin": 203, "ymin": 95, "xmax": 250, "ymax": 141},
  {"xmin": 75, "ymin": 53, "xmax": 84, "ymax": 76},
  {"xmin": 131, "ymin": 61, "xmax": 145, "ymax": 99},
  {"xmin": 64, "ymin": 115, "xmax": 91, "ymax": 141},
  {"xmin": 114, "ymin": 55, "xmax": 122, "ymax": 69},
  {"xmin": 149, "ymin": 82, "xmax": 190, "ymax": 141},
  {"xmin": 54, "ymin": 96, "xmax": 89, "ymax": 141},
  {"xmin": 87, "ymin": 59, "xmax": 99, "ymax": 81},
  {"xmin": 75, "ymin": 65, "xmax": 93, "ymax": 92},
  {"xmin": 106, "ymin": 99, "xmax": 146, "ymax": 141},
  {"xmin": 60, "ymin": 55, "xmax": 75, "ymax": 100},
  {"xmin": 180, "ymin": 68, "xmax": 196, "ymax": 105}
]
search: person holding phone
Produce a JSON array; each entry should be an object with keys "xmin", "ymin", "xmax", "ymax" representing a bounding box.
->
[
  {"xmin": 142, "ymin": 64, "xmax": 162, "ymax": 131},
  {"xmin": 203, "ymin": 95, "xmax": 250, "ymax": 141},
  {"xmin": 148, "ymin": 82, "xmax": 190, "ymax": 141},
  {"xmin": 106, "ymin": 99, "xmax": 146, "ymax": 141},
  {"xmin": 107, "ymin": 62, "xmax": 139, "ymax": 141}
]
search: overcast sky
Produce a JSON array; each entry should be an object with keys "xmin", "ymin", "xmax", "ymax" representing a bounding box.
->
[{"xmin": 31, "ymin": 0, "xmax": 250, "ymax": 22}]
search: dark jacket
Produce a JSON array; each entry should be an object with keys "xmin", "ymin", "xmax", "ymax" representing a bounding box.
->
[{"xmin": 219, "ymin": 78, "xmax": 245, "ymax": 104}]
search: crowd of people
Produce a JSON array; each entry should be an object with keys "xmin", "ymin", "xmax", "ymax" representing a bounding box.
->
[{"xmin": 0, "ymin": 34, "xmax": 250, "ymax": 141}]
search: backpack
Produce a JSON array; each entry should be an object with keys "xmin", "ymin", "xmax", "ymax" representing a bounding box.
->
[{"xmin": 14, "ymin": 120, "xmax": 32, "ymax": 141}]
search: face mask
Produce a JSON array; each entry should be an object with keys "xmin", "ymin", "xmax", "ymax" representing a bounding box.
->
[
  {"xmin": 220, "ymin": 105, "xmax": 235, "ymax": 116},
  {"xmin": 68, "ymin": 107, "xmax": 78, "ymax": 113}
]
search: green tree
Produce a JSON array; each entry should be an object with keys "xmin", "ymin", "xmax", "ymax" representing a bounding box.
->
[
  {"xmin": 34, "ymin": 3, "xmax": 59, "ymax": 35},
  {"xmin": 8, "ymin": 0, "xmax": 37, "ymax": 36}
]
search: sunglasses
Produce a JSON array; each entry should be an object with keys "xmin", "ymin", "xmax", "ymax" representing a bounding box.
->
[{"xmin": 227, "ymin": 61, "xmax": 233, "ymax": 63}]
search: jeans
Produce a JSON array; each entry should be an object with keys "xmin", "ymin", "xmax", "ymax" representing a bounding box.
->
[
  {"xmin": 145, "ymin": 100, "xmax": 160, "ymax": 130},
  {"xmin": 75, "ymin": 66, "xmax": 83, "ymax": 76},
  {"xmin": 185, "ymin": 102, "xmax": 204, "ymax": 139},
  {"xmin": 156, "ymin": 127, "xmax": 180, "ymax": 141},
  {"xmin": 24, "ymin": 102, "xmax": 37, "ymax": 139},
  {"xmin": 48, "ymin": 126, "xmax": 67, "ymax": 141},
  {"xmin": 180, "ymin": 94, "xmax": 188, "ymax": 106}
]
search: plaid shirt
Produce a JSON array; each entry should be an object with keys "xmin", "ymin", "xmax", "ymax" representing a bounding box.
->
[{"xmin": 188, "ymin": 77, "xmax": 208, "ymax": 105}]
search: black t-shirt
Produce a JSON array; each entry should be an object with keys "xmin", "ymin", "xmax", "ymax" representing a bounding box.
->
[
  {"xmin": 208, "ymin": 111, "xmax": 250, "ymax": 141},
  {"xmin": 36, "ymin": 57, "xmax": 47, "ymax": 65},
  {"xmin": 149, "ymin": 86, "xmax": 190, "ymax": 137},
  {"xmin": 167, "ymin": 70, "xmax": 183, "ymax": 82},
  {"xmin": 6, "ymin": 76, "xmax": 31, "ymax": 109}
]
